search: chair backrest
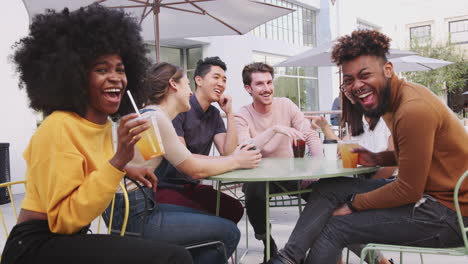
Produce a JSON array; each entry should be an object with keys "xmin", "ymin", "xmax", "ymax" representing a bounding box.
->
[
  {"xmin": 0, "ymin": 180, "xmax": 26, "ymax": 239},
  {"xmin": 454, "ymin": 169, "xmax": 468, "ymax": 254},
  {"xmin": 0, "ymin": 180, "xmax": 130, "ymax": 239},
  {"xmin": 95, "ymin": 181, "xmax": 130, "ymax": 236}
]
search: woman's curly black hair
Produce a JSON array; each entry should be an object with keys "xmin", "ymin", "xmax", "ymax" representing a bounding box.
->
[
  {"xmin": 12, "ymin": 4, "xmax": 149, "ymax": 118},
  {"xmin": 331, "ymin": 30, "xmax": 391, "ymax": 66}
]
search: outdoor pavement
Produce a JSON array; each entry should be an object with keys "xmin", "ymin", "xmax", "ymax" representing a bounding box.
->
[{"xmin": 1, "ymin": 192, "xmax": 467, "ymax": 264}]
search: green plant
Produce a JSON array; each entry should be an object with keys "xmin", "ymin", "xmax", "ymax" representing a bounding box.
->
[{"xmin": 403, "ymin": 39, "xmax": 468, "ymax": 95}]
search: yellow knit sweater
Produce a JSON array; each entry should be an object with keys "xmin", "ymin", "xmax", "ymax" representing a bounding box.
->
[{"xmin": 21, "ymin": 111, "xmax": 125, "ymax": 234}]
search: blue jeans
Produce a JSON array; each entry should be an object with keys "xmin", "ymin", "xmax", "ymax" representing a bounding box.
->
[
  {"xmin": 279, "ymin": 177, "xmax": 468, "ymax": 264},
  {"xmin": 103, "ymin": 187, "xmax": 240, "ymax": 264}
]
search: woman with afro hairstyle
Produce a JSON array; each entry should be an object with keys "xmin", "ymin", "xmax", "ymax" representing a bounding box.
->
[{"xmin": 1, "ymin": 5, "xmax": 192, "ymax": 264}]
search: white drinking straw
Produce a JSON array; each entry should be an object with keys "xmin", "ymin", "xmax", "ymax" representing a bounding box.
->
[{"xmin": 126, "ymin": 90, "xmax": 141, "ymax": 117}]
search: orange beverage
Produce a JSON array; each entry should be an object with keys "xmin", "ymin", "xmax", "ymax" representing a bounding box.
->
[
  {"xmin": 134, "ymin": 116, "xmax": 165, "ymax": 160},
  {"xmin": 338, "ymin": 140, "xmax": 360, "ymax": 168}
]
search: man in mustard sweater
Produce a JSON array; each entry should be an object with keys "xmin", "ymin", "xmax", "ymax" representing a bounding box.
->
[{"xmin": 268, "ymin": 30, "xmax": 468, "ymax": 264}]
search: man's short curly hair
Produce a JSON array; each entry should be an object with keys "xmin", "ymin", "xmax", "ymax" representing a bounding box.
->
[
  {"xmin": 331, "ymin": 30, "xmax": 391, "ymax": 66},
  {"xmin": 12, "ymin": 4, "xmax": 149, "ymax": 117}
]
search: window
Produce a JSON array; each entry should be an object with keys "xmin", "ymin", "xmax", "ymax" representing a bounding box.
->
[
  {"xmin": 186, "ymin": 47, "xmax": 203, "ymax": 91},
  {"xmin": 449, "ymin": 19, "xmax": 468, "ymax": 44},
  {"xmin": 252, "ymin": 0, "xmax": 317, "ymax": 47},
  {"xmin": 146, "ymin": 45, "xmax": 202, "ymax": 91},
  {"xmin": 253, "ymin": 53, "xmax": 319, "ymax": 111},
  {"xmin": 356, "ymin": 20, "xmax": 379, "ymax": 31},
  {"xmin": 147, "ymin": 46, "xmax": 183, "ymax": 65},
  {"xmin": 410, "ymin": 25, "xmax": 431, "ymax": 46}
]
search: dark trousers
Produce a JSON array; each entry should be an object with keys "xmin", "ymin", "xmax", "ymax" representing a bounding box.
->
[
  {"xmin": 156, "ymin": 183, "xmax": 244, "ymax": 223},
  {"xmin": 1, "ymin": 220, "xmax": 192, "ymax": 264},
  {"xmin": 279, "ymin": 177, "xmax": 468, "ymax": 264},
  {"xmin": 242, "ymin": 180, "xmax": 305, "ymax": 240}
]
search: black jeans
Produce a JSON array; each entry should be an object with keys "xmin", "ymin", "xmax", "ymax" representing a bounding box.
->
[
  {"xmin": 279, "ymin": 177, "xmax": 468, "ymax": 264},
  {"xmin": 1, "ymin": 220, "xmax": 192, "ymax": 264},
  {"xmin": 243, "ymin": 180, "xmax": 307, "ymax": 240}
]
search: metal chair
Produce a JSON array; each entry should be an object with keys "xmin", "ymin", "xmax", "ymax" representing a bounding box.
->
[
  {"xmin": 95, "ymin": 182, "xmax": 130, "ymax": 236},
  {"xmin": 0, "ymin": 180, "xmax": 27, "ymax": 239},
  {"xmin": 185, "ymin": 240, "xmax": 230, "ymax": 264},
  {"xmin": 360, "ymin": 169, "xmax": 468, "ymax": 264},
  {"xmin": 0, "ymin": 180, "xmax": 130, "ymax": 261},
  {"xmin": 216, "ymin": 180, "xmax": 310, "ymax": 263},
  {"xmin": 0, "ymin": 180, "xmax": 130, "ymax": 237}
]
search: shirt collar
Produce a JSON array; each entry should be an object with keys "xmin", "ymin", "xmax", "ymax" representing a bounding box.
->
[{"xmin": 190, "ymin": 95, "xmax": 213, "ymax": 119}]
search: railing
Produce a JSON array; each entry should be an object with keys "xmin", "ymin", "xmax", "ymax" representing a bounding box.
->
[{"xmin": 303, "ymin": 110, "xmax": 341, "ymax": 116}]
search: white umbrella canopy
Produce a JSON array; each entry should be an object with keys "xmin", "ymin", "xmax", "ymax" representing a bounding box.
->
[
  {"xmin": 22, "ymin": 0, "xmax": 294, "ymax": 62},
  {"xmin": 275, "ymin": 40, "xmax": 416, "ymax": 67},
  {"xmin": 389, "ymin": 55, "xmax": 454, "ymax": 72}
]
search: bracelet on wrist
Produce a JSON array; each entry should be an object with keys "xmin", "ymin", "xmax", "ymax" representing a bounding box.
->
[{"xmin": 347, "ymin": 194, "xmax": 357, "ymax": 212}]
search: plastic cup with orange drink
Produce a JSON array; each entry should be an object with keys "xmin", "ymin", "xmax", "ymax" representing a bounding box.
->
[
  {"xmin": 338, "ymin": 140, "xmax": 360, "ymax": 168},
  {"xmin": 126, "ymin": 90, "xmax": 165, "ymax": 160},
  {"xmin": 133, "ymin": 115, "xmax": 165, "ymax": 160}
]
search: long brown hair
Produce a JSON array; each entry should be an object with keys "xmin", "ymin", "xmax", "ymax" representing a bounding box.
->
[{"xmin": 142, "ymin": 62, "xmax": 184, "ymax": 106}]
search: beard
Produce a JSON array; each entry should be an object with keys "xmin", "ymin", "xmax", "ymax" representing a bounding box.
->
[{"xmin": 358, "ymin": 79, "xmax": 391, "ymax": 119}]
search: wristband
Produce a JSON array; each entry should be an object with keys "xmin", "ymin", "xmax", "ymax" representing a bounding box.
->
[{"xmin": 347, "ymin": 194, "xmax": 357, "ymax": 212}]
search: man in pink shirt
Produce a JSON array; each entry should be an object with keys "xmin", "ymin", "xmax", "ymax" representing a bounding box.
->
[{"xmin": 235, "ymin": 62, "xmax": 322, "ymax": 263}]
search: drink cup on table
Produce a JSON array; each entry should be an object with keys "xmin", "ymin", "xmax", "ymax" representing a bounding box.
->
[
  {"xmin": 292, "ymin": 139, "xmax": 306, "ymax": 158},
  {"xmin": 338, "ymin": 140, "xmax": 360, "ymax": 168},
  {"xmin": 323, "ymin": 139, "xmax": 338, "ymax": 160},
  {"xmin": 132, "ymin": 115, "xmax": 165, "ymax": 160}
]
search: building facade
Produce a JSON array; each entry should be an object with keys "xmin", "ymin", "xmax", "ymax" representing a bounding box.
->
[{"xmin": 2, "ymin": 0, "xmax": 467, "ymax": 187}]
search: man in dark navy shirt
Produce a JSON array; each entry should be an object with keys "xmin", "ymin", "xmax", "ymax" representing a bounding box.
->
[{"xmin": 155, "ymin": 56, "xmax": 244, "ymax": 223}]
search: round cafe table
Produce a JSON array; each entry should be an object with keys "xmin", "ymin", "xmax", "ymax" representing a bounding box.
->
[{"xmin": 208, "ymin": 157, "xmax": 379, "ymax": 261}]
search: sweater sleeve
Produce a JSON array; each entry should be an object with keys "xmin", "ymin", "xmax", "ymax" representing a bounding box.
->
[
  {"xmin": 42, "ymin": 153, "xmax": 124, "ymax": 234},
  {"xmin": 234, "ymin": 109, "xmax": 253, "ymax": 145},
  {"xmin": 353, "ymin": 101, "xmax": 437, "ymax": 210},
  {"xmin": 21, "ymin": 113, "xmax": 126, "ymax": 235}
]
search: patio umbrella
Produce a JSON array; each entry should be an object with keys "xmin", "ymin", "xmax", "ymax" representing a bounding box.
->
[
  {"xmin": 22, "ymin": 0, "xmax": 294, "ymax": 62},
  {"xmin": 390, "ymin": 55, "xmax": 454, "ymax": 72},
  {"xmin": 275, "ymin": 40, "xmax": 416, "ymax": 67}
]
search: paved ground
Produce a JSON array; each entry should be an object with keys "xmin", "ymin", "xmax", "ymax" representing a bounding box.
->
[
  {"xmin": 236, "ymin": 206, "xmax": 468, "ymax": 264},
  {"xmin": 1, "ymin": 193, "xmax": 467, "ymax": 264}
]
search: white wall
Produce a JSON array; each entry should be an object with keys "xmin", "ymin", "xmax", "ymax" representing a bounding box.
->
[
  {"xmin": 391, "ymin": 0, "xmax": 468, "ymax": 52},
  {"xmin": 0, "ymin": 0, "xmax": 35, "ymax": 192}
]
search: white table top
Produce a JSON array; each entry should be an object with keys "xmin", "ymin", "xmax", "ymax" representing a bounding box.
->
[{"xmin": 208, "ymin": 157, "xmax": 379, "ymax": 182}]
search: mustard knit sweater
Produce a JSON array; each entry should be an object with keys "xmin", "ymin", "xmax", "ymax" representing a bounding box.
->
[{"xmin": 21, "ymin": 111, "xmax": 125, "ymax": 234}]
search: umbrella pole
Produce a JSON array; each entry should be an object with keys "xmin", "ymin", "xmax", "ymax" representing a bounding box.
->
[{"xmin": 153, "ymin": 2, "xmax": 161, "ymax": 63}]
